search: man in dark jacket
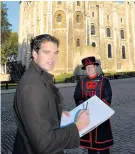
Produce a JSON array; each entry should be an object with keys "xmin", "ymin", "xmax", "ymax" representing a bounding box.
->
[
  {"xmin": 13, "ymin": 34, "xmax": 90, "ymax": 154},
  {"xmin": 74, "ymin": 56, "xmax": 113, "ymax": 154}
]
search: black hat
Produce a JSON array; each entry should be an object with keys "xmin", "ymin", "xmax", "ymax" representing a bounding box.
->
[{"xmin": 81, "ymin": 56, "xmax": 99, "ymax": 70}]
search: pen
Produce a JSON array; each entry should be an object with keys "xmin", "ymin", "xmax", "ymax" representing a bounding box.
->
[
  {"xmin": 83, "ymin": 102, "xmax": 84, "ymax": 110},
  {"xmin": 85, "ymin": 102, "xmax": 88, "ymax": 110}
]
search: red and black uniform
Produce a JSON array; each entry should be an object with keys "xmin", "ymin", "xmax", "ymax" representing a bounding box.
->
[{"xmin": 74, "ymin": 74, "xmax": 113, "ymax": 151}]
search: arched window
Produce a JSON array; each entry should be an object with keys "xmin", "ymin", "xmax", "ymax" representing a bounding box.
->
[
  {"xmin": 77, "ymin": 1, "xmax": 80, "ymax": 6},
  {"xmin": 76, "ymin": 39, "xmax": 80, "ymax": 47},
  {"xmin": 92, "ymin": 42, "xmax": 96, "ymax": 47},
  {"xmin": 91, "ymin": 25, "xmax": 95, "ymax": 35},
  {"xmin": 76, "ymin": 15, "xmax": 80, "ymax": 23},
  {"xmin": 120, "ymin": 30, "xmax": 124, "ymax": 39},
  {"xmin": 57, "ymin": 1, "xmax": 62, "ymax": 5},
  {"xmin": 107, "ymin": 15, "xmax": 109, "ymax": 20},
  {"xmin": 92, "ymin": 12, "xmax": 94, "ymax": 17},
  {"xmin": 106, "ymin": 28, "xmax": 111, "ymax": 37},
  {"xmin": 87, "ymin": 22, "xmax": 90, "ymax": 45},
  {"xmin": 108, "ymin": 44, "xmax": 112, "ymax": 58},
  {"xmin": 122, "ymin": 46, "xmax": 126, "ymax": 59},
  {"xmin": 57, "ymin": 14, "xmax": 62, "ymax": 22}
]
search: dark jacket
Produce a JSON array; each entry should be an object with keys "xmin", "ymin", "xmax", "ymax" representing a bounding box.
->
[
  {"xmin": 13, "ymin": 61, "xmax": 80, "ymax": 154},
  {"xmin": 74, "ymin": 74, "xmax": 113, "ymax": 150}
]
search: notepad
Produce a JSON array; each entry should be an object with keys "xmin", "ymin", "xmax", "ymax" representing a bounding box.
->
[{"xmin": 60, "ymin": 95, "xmax": 115, "ymax": 137}]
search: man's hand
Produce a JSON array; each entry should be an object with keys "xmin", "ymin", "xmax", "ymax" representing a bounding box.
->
[
  {"xmin": 75, "ymin": 110, "xmax": 90, "ymax": 132},
  {"xmin": 62, "ymin": 111, "xmax": 70, "ymax": 117}
]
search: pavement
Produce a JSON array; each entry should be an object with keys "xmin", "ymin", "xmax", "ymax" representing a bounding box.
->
[
  {"xmin": 1, "ymin": 78, "xmax": 135, "ymax": 154},
  {"xmin": 1, "ymin": 82, "xmax": 77, "ymax": 94}
]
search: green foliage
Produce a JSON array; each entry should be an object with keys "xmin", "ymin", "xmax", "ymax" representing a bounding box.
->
[
  {"xmin": 1, "ymin": 83, "xmax": 18, "ymax": 90},
  {"xmin": 1, "ymin": 2, "xmax": 12, "ymax": 44},
  {"xmin": 1, "ymin": 32, "xmax": 18, "ymax": 63},
  {"xmin": 1, "ymin": 2, "xmax": 18, "ymax": 63},
  {"xmin": 8, "ymin": 32, "xmax": 18, "ymax": 55},
  {"xmin": 55, "ymin": 73, "xmax": 73, "ymax": 82}
]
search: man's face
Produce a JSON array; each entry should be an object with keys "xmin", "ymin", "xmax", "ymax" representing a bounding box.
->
[
  {"xmin": 32, "ymin": 41, "xmax": 59, "ymax": 72},
  {"xmin": 86, "ymin": 64, "xmax": 97, "ymax": 76}
]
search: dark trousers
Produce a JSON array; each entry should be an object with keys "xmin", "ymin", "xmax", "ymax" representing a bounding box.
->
[{"xmin": 88, "ymin": 148, "xmax": 110, "ymax": 154}]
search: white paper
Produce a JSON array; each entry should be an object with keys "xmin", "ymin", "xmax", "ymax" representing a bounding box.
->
[{"xmin": 60, "ymin": 95, "xmax": 115, "ymax": 137}]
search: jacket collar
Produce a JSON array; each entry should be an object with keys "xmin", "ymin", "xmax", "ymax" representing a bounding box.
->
[
  {"xmin": 30, "ymin": 60, "xmax": 58, "ymax": 94},
  {"xmin": 30, "ymin": 60, "xmax": 54, "ymax": 83}
]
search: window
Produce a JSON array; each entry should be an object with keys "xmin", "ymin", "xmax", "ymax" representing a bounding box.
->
[
  {"xmin": 108, "ymin": 44, "xmax": 112, "ymax": 58},
  {"xmin": 92, "ymin": 42, "xmax": 96, "ymax": 47},
  {"xmin": 120, "ymin": 30, "xmax": 124, "ymax": 39},
  {"xmin": 121, "ymin": 18, "xmax": 123, "ymax": 23},
  {"xmin": 76, "ymin": 39, "xmax": 80, "ymax": 47},
  {"xmin": 107, "ymin": 15, "xmax": 109, "ymax": 20},
  {"xmin": 57, "ymin": 14, "xmax": 62, "ymax": 22},
  {"xmin": 57, "ymin": 1, "xmax": 62, "ymax": 5},
  {"xmin": 92, "ymin": 12, "xmax": 94, "ymax": 17},
  {"xmin": 91, "ymin": 25, "xmax": 95, "ymax": 35},
  {"xmin": 26, "ymin": 1, "xmax": 31, "ymax": 5},
  {"xmin": 76, "ymin": 15, "xmax": 80, "ymax": 23},
  {"xmin": 77, "ymin": 1, "xmax": 80, "ymax": 6},
  {"xmin": 87, "ymin": 22, "xmax": 90, "ymax": 45},
  {"xmin": 122, "ymin": 46, "xmax": 126, "ymax": 59},
  {"xmin": 106, "ymin": 28, "xmax": 111, "ymax": 37}
]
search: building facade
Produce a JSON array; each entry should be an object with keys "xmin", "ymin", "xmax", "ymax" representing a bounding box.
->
[{"xmin": 18, "ymin": 1, "xmax": 135, "ymax": 74}]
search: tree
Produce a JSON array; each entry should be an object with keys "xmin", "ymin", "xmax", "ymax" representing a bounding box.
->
[
  {"xmin": 1, "ymin": 32, "xmax": 18, "ymax": 63},
  {"xmin": 1, "ymin": 2, "xmax": 18, "ymax": 63},
  {"xmin": 1, "ymin": 2, "xmax": 12, "ymax": 44}
]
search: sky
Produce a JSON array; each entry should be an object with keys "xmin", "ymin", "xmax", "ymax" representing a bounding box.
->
[{"xmin": 5, "ymin": 1, "xmax": 20, "ymax": 33}]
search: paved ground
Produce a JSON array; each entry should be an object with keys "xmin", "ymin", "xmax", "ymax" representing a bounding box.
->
[{"xmin": 1, "ymin": 78, "xmax": 135, "ymax": 154}]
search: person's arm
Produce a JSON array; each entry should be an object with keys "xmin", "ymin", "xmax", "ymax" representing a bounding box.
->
[
  {"xmin": 74, "ymin": 80, "xmax": 84, "ymax": 106},
  {"xmin": 101, "ymin": 78, "xmax": 112, "ymax": 106},
  {"xmin": 20, "ymin": 85, "xmax": 80, "ymax": 154}
]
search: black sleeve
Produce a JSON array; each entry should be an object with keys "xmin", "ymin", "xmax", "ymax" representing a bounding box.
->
[
  {"xmin": 74, "ymin": 80, "xmax": 84, "ymax": 106},
  {"xmin": 102, "ymin": 78, "xmax": 112, "ymax": 106},
  {"xmin": 19, "ymin": 85, "xmax": 80, "ymax": 154}
]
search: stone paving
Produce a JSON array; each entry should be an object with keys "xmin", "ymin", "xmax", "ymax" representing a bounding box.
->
[{"xmin": 1, "ymin": 78, "xmax": 135, "ymax": 154}]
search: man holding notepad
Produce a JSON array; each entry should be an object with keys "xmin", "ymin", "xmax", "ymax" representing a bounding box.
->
[
  {"xmin": 12, "ymin": 34, "xmax": 90, "ymax": 154},
  {"xmin": 74, "ymin": 56, "xmax": 113, "ymax": 154}
]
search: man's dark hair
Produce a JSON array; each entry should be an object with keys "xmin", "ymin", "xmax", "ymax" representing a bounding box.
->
[{"xmin": 30, "ymin": 34, "xmax": 60, "ymax": 54}]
